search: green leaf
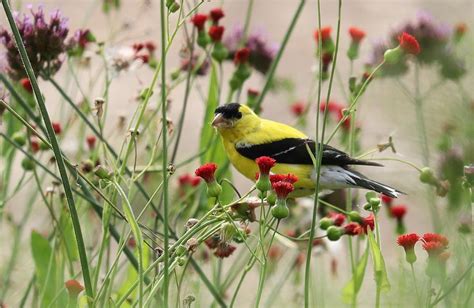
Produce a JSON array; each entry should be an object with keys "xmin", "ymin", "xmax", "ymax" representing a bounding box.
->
[
  {"xmin": 367, "ymin": 229, "xmax": 391, "ymax": 292},
  {"xmin": 31, "ymin": 231, "xmax": 67, "ymax": 307},
  {"xmin": 342, "ymin": 241, "xmax": 370, "ymax": 303},
  {"xmin": 59, "ymin": 207, "xmax": 79, "ymax": 261}
]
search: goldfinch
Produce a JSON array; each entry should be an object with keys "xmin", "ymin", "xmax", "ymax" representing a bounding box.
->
[{"xmin": 212, "ymin": 103, "xmax": 402, "ymax": 198}]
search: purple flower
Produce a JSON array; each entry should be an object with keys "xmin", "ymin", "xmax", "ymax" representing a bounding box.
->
[
  {"xmin": 0, "ymin": 5, "xmax": 70, "ymax": 80},
  {"xmin": 224, "ymin": 25, "xmax": 279, "ymax": 74}
]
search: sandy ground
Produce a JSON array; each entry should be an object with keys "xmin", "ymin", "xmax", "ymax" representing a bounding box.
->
[{"xmin": 1, "ymin": 0, "xmax": 473, "ymax": 306}]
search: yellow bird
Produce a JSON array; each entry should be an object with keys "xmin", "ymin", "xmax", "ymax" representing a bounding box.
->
[{"xmin": 212, "ymin": 103, "xmax": 402, "ymax": 198}]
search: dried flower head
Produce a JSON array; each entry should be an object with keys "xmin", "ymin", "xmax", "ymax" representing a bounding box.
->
[{"xmin": 214, "ymin": 243, "xmax": 236, "ymax": 258}]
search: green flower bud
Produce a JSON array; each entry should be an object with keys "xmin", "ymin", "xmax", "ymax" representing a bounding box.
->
[
  {"xmin": 39, "ymin": 140, "xmax": 49, "ymax": 150},
  {"xmin": 383, "ymin": 46, "xmax": 403, "ymax": 64},
  {"xmin": 21, "ymin": 157, "xmax": 35, "ymax": 171},
  {"xmin": 266, "ymin": 192, "xmax": 276, "ymax": 206},
  {"xmin": 211, "ymin": 42, "xmax": 229, "ymax": 62},
  {"xmin": 175, "ymin": 245, "xmax": 186, "ymax": 257},
  {"xmin": 271, "ymin": 199, "xmax": 289, "ymax": 220},
  {"xmin": 348, "ymin": 211, "xmax": 362, "ymax": 223},
  {"xmin": 319, "ymin": 217, "xmax": 334, "ymax": 230},
  {"xmin": 12, "ymin": 131, "xmax": 27, "ymax": 146},
  {"xmin": 396, "ymin": 220, "xmax": 406, "ymax": 235},
  {"xmin": 347, "ymin": 41, "xmax": 360, "ymax": 60},
  {"xmin": 197, "ymin": 31, "xmax": 210, "ymax": 48},
  {"xmin": 177, "ymin": 257, "xmax": 186, "ymax": 266},
  {"xmin": 256, "ymin": 174, "xmax": 271, "ymax": 192},
  {"xmin": 363, "ymin": 203, "xmax": 372, "ymax": 211},
  {"xmin": 221, "ymin": 222, "xmax": 236, "ymax": 243},
  {"xmin": 326, "ymin": 226, "xmax": 342, "ymax": 241},
  {"xmin": 419, "ymin": 167, "xmax": 436, "ymax": 184},
  {"xmin": 206, "ymin": 181, "xmax": 222, "ymax": 198},
  {"xmin": 94, "ymin": 165, "xmax": 113, "ymax": 180},
  {"xmin": 365, "ymin": 191, "xmax": 377, "ymax": 202}
]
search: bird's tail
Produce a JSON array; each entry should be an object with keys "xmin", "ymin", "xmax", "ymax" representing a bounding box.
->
[{"xmin": 346, "ymin": 169, "xmax": 404, "ymax": 198}]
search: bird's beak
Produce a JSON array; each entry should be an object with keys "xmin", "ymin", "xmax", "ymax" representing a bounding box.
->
[{"xmin": 211, "ymin": 113, "xmax": 225, "ymax": 128}]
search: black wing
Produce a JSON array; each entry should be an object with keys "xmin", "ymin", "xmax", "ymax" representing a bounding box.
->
[{"xmin": 235, "ymin": 138, "xmax": 382, "ymax": 167}]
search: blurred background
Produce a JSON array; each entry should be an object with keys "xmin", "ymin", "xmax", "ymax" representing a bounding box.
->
[{"xmin": 1, "ymin": 0, "xmax": 473, "ymax": 306}]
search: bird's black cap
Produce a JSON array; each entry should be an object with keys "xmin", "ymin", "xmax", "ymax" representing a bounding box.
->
[{"xmin": 214, "ymin": 103, "xmax": 242, "ymax": 120}]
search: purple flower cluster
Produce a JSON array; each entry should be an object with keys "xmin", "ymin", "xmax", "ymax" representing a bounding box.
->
[
  {"xmin": 0, "ymin": 5, "xmax": 69, "ymax": 80},
  {"xmin": 224, "ymin": 25, "xmax": 278, "ymax": 74},
  {"xmin": 368, "ymin": 12, "xmax": 466, "ymax": 80}
]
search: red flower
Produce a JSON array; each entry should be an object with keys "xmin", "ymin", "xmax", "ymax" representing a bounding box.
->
[
  {"xmin": 329, "ymin": 213, "xmax": 346, "ymax": 226},
  {"xmin": 247, "ymin": 88, "xmax": 260, "ymax": 98},
  {"xmin": 255, "ymin": 156, "xmax": 276, "ymax": 175},
  {"xmin": 336, "ymin": 112, "xmax": 351, "ymax": 130},
  {"xmin": 191, "ymin": 14, "xmax": 208, "ymax": 31},
  {"xmin": 398, "ymin": 32, "xmax": 420, "ymax": 55},
  {"xmin": 268, "ymin": 245, "xmax": 282, "ymax": 261},
  {"xmin": 136, "ymin": 54, "xmax": 149, "ymax": 64},
  {"xmin": 234, "ymin": 47, "xmax": 251, "ymax": 65},
  {"xmin": 178, "ymin": 174, "xmax": 201, "ymax": 187},
  {"xmin": 314, "ymin": 26, "xmax": 332, "ymax": 42},
  {"xmin": 269, "ymin": 173, "xmax": 298, "ymax": 184},
  {"xmin": 422, "ymin": 241, "xmax": 445, "ymax": 257},
  {"xmin": 343, "ymin": 222, "xmax": 361, "ymax": 236},
  {"xmin": 214, "ymin": 243, "xmax": 236, "ymax": 258},
  {"xmin": 208, "ymin": 25, "xmax": 224, "ymax": 42},
  {"xmin": 205, "ymin": 234, "xmax": 220, "ymax": 249},
  {"xmin": 455, "ymin": 23, "xmax": 467, "ymax": 36},
  {"xmin": 291, "ymin": 102, "xmax": 305, "ymax": 116},
  {"xmin": 20, "ymin": 78, "xmax": 33, "ymax": 93},
  {"xmin": 195, "ymin": 163, "xmax": 218, "ymax": 183},
  {"xmin": 272, "ymin": 181, "xmax": 294, "ymax": 199},
  {"xmin": 86, "ymin": 135, "xmax": 96, "ymax": 149},
  {"xmin": 145, "ymin": 41, "xmax": 156, "ymax": 52},
  {"xmin": 52, "ymin": 122, "xmax": 61, "ymax": 135},
  {"xmin": 190, "ymin": 177, "xmax": 201, "ymax": 187},
  {"xmin": 422, "ymin": 233, "xmax": 449, "ymax": 247},
  {"xmin": 30, "ymin": 138, "xmax": 40, "ymax": 153},
  {"xmin": 380, "ymin": 194, "xmax": 393, "ymax": 205},
  {"xmin": 361, "ymin": 214, "xmax": 375, "ymax": 233},
  {"xmin": 319, "ymin": 101, "xmax": 344, "ymax": 114},
  {"xmin": 210, "ymin": 8, "xmax": 225, "ymax": 24},
  {"xmin": 132, "ymin": 43, "xmax": 144, "ymax": 52},
  {"xmin": 65, "ymin": 279, "xmax": 84, "ymax": 297},
  {"xmin": 390, "ymin": 205, "xmax": 407, "ymax": 220},
  {"xmin": 348, "ymin": 27, "xmax": 366, "ymax": 43},
  {"xmin": 397, "ymin": 233, "xmax": 419, "ymax": 249}
]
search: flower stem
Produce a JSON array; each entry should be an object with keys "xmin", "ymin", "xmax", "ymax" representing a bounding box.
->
[
  {"xmin": 411, "ymin": 263, "xmax": 421, "ymax": 306},
  {"xmin": 1, "ymin": 0, "xmax": 94, "ymax": 301},
  {"xmin": 253, "ymin": 0, "xmax": 306, "ymax": 113},
  {"xmin": 160, "ymin": 0, "xmax": 170, "ymax": 305},
  {"xmin": 304, "ymin": 1, "xmax": 342, "ymax": 307}
]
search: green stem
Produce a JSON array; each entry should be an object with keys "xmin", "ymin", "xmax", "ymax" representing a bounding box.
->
[
  {"xmin": 304, "ymin": 1, "xmax": 342, "ymax": 307},
  {"xmin": 430, "ymin": 262, "xmax": 473, "ymax": 306},
  {"xmin": 411, "ymin": 263, "xmax": 421, "ymax": 306},
  {"xmin": 160, "ymin": 0, "xmax": 170, "ymax": 305},
  {"xmin": 253, "ymin": 0, "xmax": 306, "ymax": 113},
  {"xmin": 1, "ymin": 0, "xmax": 94, "ymax": 301}
]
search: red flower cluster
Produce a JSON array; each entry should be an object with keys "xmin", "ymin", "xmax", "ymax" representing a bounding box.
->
[
  {"xmin": 191, "ymin": 14, "xmax": 207, "ymax": 31},
  {"xmin": 343, "ymin": 222, "xmax": 361, "ymax": 236},
  {"xmin": 348, "ymin": 27, "xmax": 366, "ymax": 43},
  {"xmin": 255, "ymin": 156, "xmax": 276, "ymax": 175},
  {"xmin": 398, "ymin": 32, "xmax": 421, "ymax": 55},
  {"xmin": 20, "ymin": 78, "xmax": 33, "ymax": 93},
  {"xmin": 214, "ymin": 243, "xmax": 236, "ymax": 258},
  {"xmin": 314, "ymin": 26, "xmax": 332, "ymax": 43},
  {"xmin": 272, "ymin": 181, "xmax": 294, "ymax": 199},
  {"xmin": 195, "ymin": 163, "xmax": 218, "ymax": 183},
  {"xmin": 208, "ymin": 25, "xmax": 225, "ymax": 42},
  {"xmin": 290, "ymin": 102, "xmax": 305, "ymax": 117},
  {"xmin": 328, "ymin": 212, "xmax": 345, "ymax": 226},
  {"xmin": 270, "ymin": 173, "xmax": 298, "ymax": 184},
  {"xmin": 360, "ymin": 214, "xmax": 375, "ymax": 234},
  {"xmin": 178, "ymin": 173, "xmax": 201, "ymax": 187},
  {"xmin": 422, "ymin": 233, "xmax": 449, "ymax": 247},
  {"xmin": 380, "ymin": 193, "xmax": 393, "ymax": 205},
  {"xmin": 234, "ymin": 47, "xmax": 251, "ymax": 65}
]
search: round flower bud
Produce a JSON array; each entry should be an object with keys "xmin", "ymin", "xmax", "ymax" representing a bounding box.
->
[
  {"xmin": 21, "ymin": 157, "xmax": 35, "ymax": 171},
  {"xmin": 12, "ymin": 131, "xmax": 27, "ymax": 146},
  {"xmin": 419, "ymin": 167, "xmax": 436, "ymax": 184},
  {"xmin": 319, "ymin": 217, "xmax": 333, "ymax": 230},
  {"xmin": 326, "ymin": 226, "xmax": 343, "ymax": 241},
  {"xmin": 177, "ymin": 257, "xmax": 186, "ymax": 266},
  {"xmin": 271, "ymin": 201, "xmax": 289, "ymax": 220},
  {"xmin": 348, "ymin": 211, "xmax": 362, "ymax": 223},
  {"xmin": 175, "ymin": 245, "xmax": 186, "ymax": 257}
]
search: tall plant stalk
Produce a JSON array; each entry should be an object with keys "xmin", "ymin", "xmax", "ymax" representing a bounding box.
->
[{"xmin": 0, "ymin": 0, "xmax": 94, "ymax": 301}]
